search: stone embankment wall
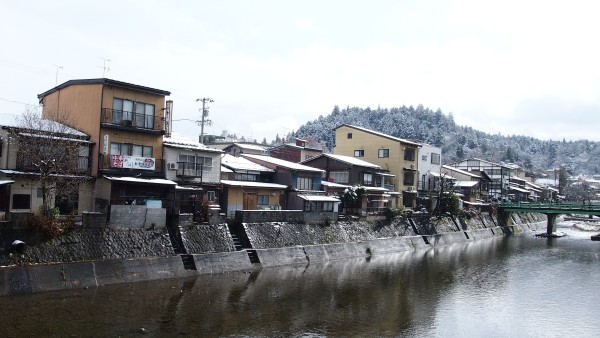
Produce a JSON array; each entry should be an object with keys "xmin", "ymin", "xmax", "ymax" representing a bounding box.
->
[
  {"xmin": 0, "ymin": 228, "xmax": 174, "ymax": 266},
  {"xmin": 179, "ymin": 224, "xmax": 236, "ymax": 254},
  {"xmin": 0, "ymin": 212, "xmax": 547, "ymax": 296}
]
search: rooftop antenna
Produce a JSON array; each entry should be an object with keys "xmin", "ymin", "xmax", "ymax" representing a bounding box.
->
[
  {"xmin": 196, "ymin": 97, "xmax": 214, "ymax": 144},
  {"xmin": 99, "ymin": 57, "xmax": 111, "ymax": 77},
  {"xmin": 53, "ymin": 64, "xmax": 63, "ymax": 85}
]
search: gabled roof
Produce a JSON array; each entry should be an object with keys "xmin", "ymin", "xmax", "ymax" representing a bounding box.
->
[
  {"xmin": 221, "ymin": 154, "xmax": 273, "ymax": 173},
  {"xmin": 441, "ymin": 165, "xmax": 481, "ymax": 179},
  {"xmin": 302, "ymin": 153, "xmax": 381, "ymax": 169},
  {"xmin": 449, "ymin": 157, "xmax": 511, "ymax": 169},
  {"xmin": 223, "ymin": 143, "xmax": 270, "ymax": 152},
  {"xmin": 221, "ymin": 180, "xmax": 287, "ymax": 189},
  {"xmin": 163, "ymin": 133, "xmax": 222, "ymax": 153},
  {"xmin": 242, "ymin": 154, "xmax": 324, "ymax": 173},
  {"xmin": 334, "ymin": 124, "xmax": 421, "ymax": 146},
  {"xmin": 38, "ymin": 78, "xmax": 170, "ymax": 100},
  {"xmin": 1, "ymin": 119, "xmax": 88, "ymax": 138}
]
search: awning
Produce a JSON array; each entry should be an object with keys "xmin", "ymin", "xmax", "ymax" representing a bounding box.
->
[
  {"xmin": 321, "ymin": 181, "xmax": 350, "ymax": 188},
  {"xmin": 221, "ymin": 179, "xmax": 287, "ymax": 189},
  {"xmin": 298, "ymin": 195, "xmax": 341, "ymax": 202},
  {"xmin": 455, "ymin": 181, "xmax": 478, "ymax": 188},
  {"xmin": 0, "ymin": 180, "xmax": 15, "ymax": 186},
  {"xmin": 509, "ymin": 185, "xmax": 530, "ymax": 193},
  {"xmin": 104, "ymin": 176, "xmax": 177, "ymax": 185},
  {"xmin": 176, "ymin": 185, "xmax": 203, "ymax": 191}
]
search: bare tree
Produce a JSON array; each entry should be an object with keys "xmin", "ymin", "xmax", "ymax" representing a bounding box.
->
[{"xmin": 8, "ymin": 108, "xmax": 91, "ymax": 216}]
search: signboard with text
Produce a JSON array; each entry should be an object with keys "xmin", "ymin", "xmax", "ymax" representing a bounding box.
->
[{"xmin": 111, "ymin": 155, "xmax": 156, "ymax": 170}]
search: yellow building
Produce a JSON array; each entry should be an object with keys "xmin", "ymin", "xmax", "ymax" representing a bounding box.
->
[{"xmin": 333, "ymin": 124, "xmax": 420, "ymax": 208}]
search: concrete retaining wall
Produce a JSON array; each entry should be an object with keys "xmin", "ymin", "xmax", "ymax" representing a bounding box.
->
[
  {"xmin": 0, "ymin": 251, "xmax": 252, "ymax": 296},
  {"xmin": 109, "ymin": 205, "xmax": 166, "ymax": 229}
]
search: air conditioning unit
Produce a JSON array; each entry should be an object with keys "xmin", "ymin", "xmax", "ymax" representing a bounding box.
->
[
  {"xmin": 410, "ymin": 164, "xmax": 415, "ymax": 170},
  {"xmin": 168, "ymin": 162, "xmax": 177, "ymax": 170}
]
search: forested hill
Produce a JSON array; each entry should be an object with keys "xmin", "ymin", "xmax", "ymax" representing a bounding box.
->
[{"xmin": 294, "ymin": 105, "xmax": 600, "ymax": 176}]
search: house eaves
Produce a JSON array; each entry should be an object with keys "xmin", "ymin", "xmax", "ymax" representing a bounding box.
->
[{"xmin": 38, "ymin": 78, "xmax": 171, "ymax": 102}]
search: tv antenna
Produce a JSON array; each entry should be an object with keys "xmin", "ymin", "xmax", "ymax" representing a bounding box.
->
[
  {"xmin": 53, "ymin": 64, "xmax": 63, "ymax": 85},
  {"xmin": 99, "ymin": 58, "xmax": 111, "ymax": 77}
]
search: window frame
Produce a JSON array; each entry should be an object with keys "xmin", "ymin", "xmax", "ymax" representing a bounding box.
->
[
  {"xmin": 404, "ymin": 147, "xmax": 415, "ymax": 161},
  {"xmin": 431, "ymin": 153, "xmax": 440, "ymax": 165},
  {"xmin": 378, "ymin": 149, "xmax": 389, "ymax": 158},
  {"xmin": 296, "ymin": 177, "xmax": 313, "ymax": 190},
  {"xmin": 354, "ymin": 149, "xmax": 364, "ymax": 157}
]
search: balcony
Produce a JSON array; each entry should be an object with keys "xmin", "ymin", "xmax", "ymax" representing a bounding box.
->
[
  {"xmin": 174, "ymin": 162, "xmax": 205, "ymax": 179},
  {"xmin": 98, "ymin": 154, "xmax": 165, "ymax": 177},
  {"xmin": 101, "ymin": 108, "xmax": 164, "ymax": 134}
]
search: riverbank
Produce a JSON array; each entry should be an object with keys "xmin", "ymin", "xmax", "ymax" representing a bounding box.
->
[{"xmin": 0, "ymin": 212, "xmax": 547, "ymax": 296}]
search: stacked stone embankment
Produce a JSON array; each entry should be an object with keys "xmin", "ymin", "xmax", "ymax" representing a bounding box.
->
[{"xmin": 0, "ymin": 212, "xmax": 548, "ymax": 296}]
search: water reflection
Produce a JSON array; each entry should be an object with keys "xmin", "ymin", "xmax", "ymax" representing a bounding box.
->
[{"xmin": 3, "ymin": 228, "xmax": 600, "ymax": 337}]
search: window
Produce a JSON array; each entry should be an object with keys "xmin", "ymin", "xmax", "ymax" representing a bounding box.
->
[
  {"xmin": 12, "ymin": 194, "xmax": 31, "ymax": 209},
  {"xmin": 178, "ymin": 154, "xmax": 196, "ymax": 169},
  {"xmin": 111, "ymin": 143, "xmax": 152, "ymax": 157},
  {"xmin": 133, "ymin": 145, "xmax": 153, "ymax": 157},
  {"xmin": 297, "ymin": 177, "xmax": 313, "ymax": 190},
  {"xmin": 207, "ymin": 191, "xmax": 216, "ymax": 202},
  {"xmin": 304, "ymin": 201, "xmax": 334, "ymax": 212},
  {"xmin": 422, "ymin": 155, "xmax": 428, "ymax": 161},
  {"xmin": 354, "ymin": 150, "xmax": 364, "ymax": 157},
  {"xmin": 378, "ymin": 149, "xmax": 389, "ymax": 158},
  {"xmin": 323, "ymin": 202, "xmax": 334, "ymax": 212},
  {"xmin": 257, "ymin": 195, "xmax": 269, "ymax": 207},
  {"xmin": 235, "ymin": 173, "xmax": 257, "ymax": 181},
  {"xmin": 197, "ymin": 156, "xmax": 213, "ymax": 168},
  {"xmin": 363, "ymin": 173, "xmax": 373, "ymax": 185},
  {"xmin": 404, "ymin": 147, "xmax": 415, "ymax": 161},
  {"xmin": 403, "ymin": 171, "xmax": 415, "ymax": 185},
  {"xmin": 330, "ymin": 171, "xmax": 349, "ymax": 183},
  {"xmin": 347, "ymin": 133, "xmax": 352, "ymax": 139},
  {"xmin": 113, "ymin": 98, "xmax": 154, "ymax": 128},
  {"xmin": 431, "ymin": 153, "xmax": 440, "ymax": 165}
]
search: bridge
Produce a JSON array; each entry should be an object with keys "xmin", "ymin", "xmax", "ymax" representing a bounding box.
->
[{"xmin": 498, "ymin": 202, "xmax": 600, "ymax": 236}]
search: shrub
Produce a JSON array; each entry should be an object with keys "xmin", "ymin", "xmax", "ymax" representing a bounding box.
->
[{"xmin": 25, "ymin": 214, "xmax": 62, "ymax": 239}]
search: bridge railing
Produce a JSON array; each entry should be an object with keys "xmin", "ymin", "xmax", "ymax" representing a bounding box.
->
[{"xmin": 498, "ymin": 202, "xmax": 600, "ymax": 211}]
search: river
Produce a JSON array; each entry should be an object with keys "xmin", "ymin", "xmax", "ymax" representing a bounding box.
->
[{"xmin": 2, "ymin": 220, "xmax": 600, "ymax": 337}]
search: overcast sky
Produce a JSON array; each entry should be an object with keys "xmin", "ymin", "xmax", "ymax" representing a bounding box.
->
[{"xmin": 1, "ymin": 0, "xmax": 599, "ymax": 143}]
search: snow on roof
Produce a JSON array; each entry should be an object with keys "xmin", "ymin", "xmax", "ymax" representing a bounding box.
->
[
  {"xmin": 337, "ymin": 124, "xmax": 421, "ymax": 146},
  {"xmin": 220, "ymin": 165, "xmax": 233, "ymax": 173},
  {"xmin": 104, "ymin": 176, "xmax": 177, "ymax": 185},
  {"xmin": 298, "ymin": 195, "xmax": 341, "ymax": 202},
  {"xmin": 18, "ymin": 132, "xmax": 92, "ymax": 143},
  {"xmin": 454, "ymin": 180, "xmax": 479, "ymax": 188},
  {"xmin": 1, "ymin": 119, "xmax": 87, "ymax": 137},
  {"xmin": 321, "ymin": 181, "xmax": 350, "ymax": 188},
  {"xmin": 0, "ymin": 180, "xmax": 15, "ymax": 185},
  {"xmin": 163, "ymin": 133, "xmax": 222, "ymax": 153},
  {"xmin": 231, "ymin": 143, "xmax": 270, "ymax": 151},
  {"xmin": 509, "ymin": 185, "xmax": 530, "ymax": 193},
  {"xmin": 221, "ymin": 154, "xmax": 274, "ymax": 172},
  {"xmin": 316, "ymin": 153, "xmax": 381, "ymax": 169},
  {"xmin": 441, "ymin": 165, "xmax": 482, "ymax": 178},
  {"xmin": 221, "ymin": 179, "xmax": 287, "ymax": 189},
  {"xmin": 242, "ymin": 154, "xmax": 325, "ymax": 173}
]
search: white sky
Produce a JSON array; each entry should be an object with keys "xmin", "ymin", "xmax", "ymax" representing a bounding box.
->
[{"xmin": 1, "ymin": 0, "xmax": 600, "ymax": 142}]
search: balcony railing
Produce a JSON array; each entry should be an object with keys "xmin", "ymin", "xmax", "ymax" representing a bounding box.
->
[
  {"xmin": 175, "ymin": 162, "xmax": 206, "ymax": 179},
  {"xmin": 98, "ymin": 154, "xmax": 165, "ymax": 177},
  {"xmin": 101, "ymin": 108, "xmax": 162, "ymax": 132}
]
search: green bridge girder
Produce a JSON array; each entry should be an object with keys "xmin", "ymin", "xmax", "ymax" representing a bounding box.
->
[{"xmin": 498, "ymin": 202, "xmax": 600, "ymax": 216}]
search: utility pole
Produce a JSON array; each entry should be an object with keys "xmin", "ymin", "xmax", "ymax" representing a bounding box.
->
[{"xmin": 196, "ymin": 97, "xmax": 213, "ymax": 144}]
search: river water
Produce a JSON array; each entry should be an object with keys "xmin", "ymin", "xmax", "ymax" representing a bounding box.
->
[{"xmin": 2, "ymin": 221, "xmax": 600, "ymax": 337}]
